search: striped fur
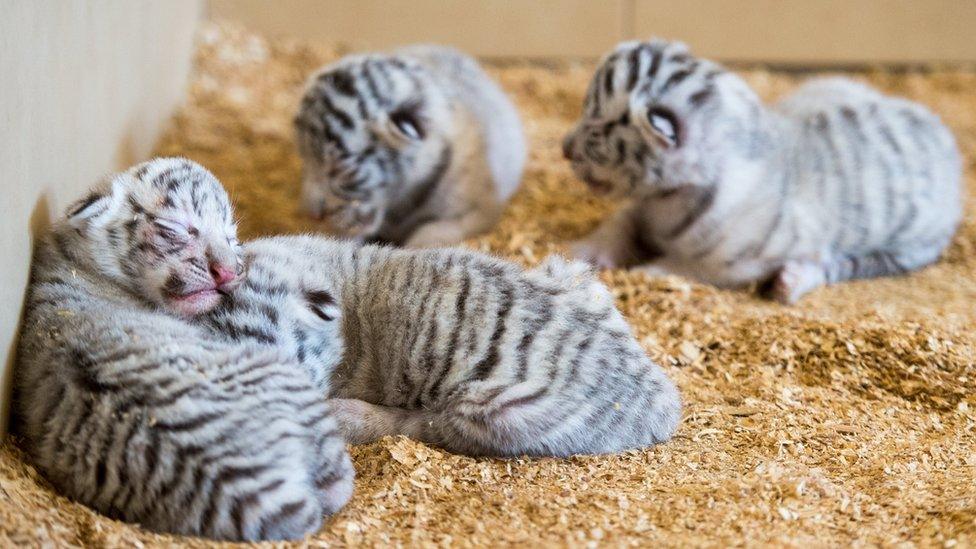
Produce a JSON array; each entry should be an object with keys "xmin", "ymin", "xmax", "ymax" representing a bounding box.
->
[
  {"xmin": 208, "ymin": 236, "xmax": 681, "ymax": 457},
  {"xmin": 14, "ymin": 159, "xmax": 353, "ymax": 541},
  {"xmin": 205, "ymin": 245, "xmax": 344, "ymax": 391},
  {"xmin": 294, "ymin": 44, "xmax": 526, "ymax": 247},
  {"xmin": 563, "ymin": 40, "xmax": 962, "ymax": 303}
]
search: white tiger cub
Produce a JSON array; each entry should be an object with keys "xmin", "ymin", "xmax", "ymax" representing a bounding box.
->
[
  {"xmin": 14, "ymin": 158, "xmax": 353, "ymax": 541},
  {"xmin": 294, "ymin": 44, "xmax": 526, "ymax": 248},
  {"xmin": 207, "ymin": 237, "xmax": 682, "ymax": 457},
  {"xmin": 563, "ymin": 39, "xmax": 962, "ymax": 303}
]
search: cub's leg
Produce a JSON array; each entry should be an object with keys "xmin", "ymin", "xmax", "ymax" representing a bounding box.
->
[
  {"xmin": 331, "ymin": 386, "xmax": 569, "ymax": 456},
  {"xmin": 570, "ymin": 203, "xmax": 660, "ymax": 269},
  {"xmin": 306, "ymin": 401, "xmax": 356, "ymax": 514},
  {"xmin": 405, "ymin": 208, "xmax": 500, "ymax": 248},
  {"xmin": 761, "ymin": 260, "xmax": 827, "ymax": 304},
  {"xmin": 329, "ymin": 389, "xmax": 543, "ymax": 456},
  {"xmin": 329, "ymin": 398, "xmax": 435, "ymax": 445},
  {"xmin": 332, "ymin": 378, "xmax": 679, "ymax": 457},
  {"xmin": 762, "ymin": 247, "xmax": 943, "ymax": 304}
]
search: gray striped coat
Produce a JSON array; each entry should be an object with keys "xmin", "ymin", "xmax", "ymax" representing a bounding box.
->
[
  {"xmin": 563, "ymin": 39, "xmax": 962, "ymax": 303},
  {"xmin": 294, "ymin": 44, "xmax": 526, "ymax": 247},
  {"xmin": 209, "ymin": 236, "xmax": 682, "ymax": 457},
  {"xmin": 14, "ymin": 159, "xmax": 353, "ymax": 541}
]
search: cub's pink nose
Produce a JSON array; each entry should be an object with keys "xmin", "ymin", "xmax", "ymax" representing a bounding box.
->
[{"xmin": 210, "ymin": 263, "xmax": 237, "ymax": 287}]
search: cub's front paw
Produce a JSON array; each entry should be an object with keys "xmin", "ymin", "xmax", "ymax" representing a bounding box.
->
[
  {"xmin": 760, "ymin": 261, "xmax": 825, "ymax": 305},
  {"xmin": 569, "ymin": 238, "xmax": 626, "ymax": 269},
  {"xmin": 405, "ymin": 227, "xmax": 464, "ymax": 248},
  {"xmin": 326, "ymin": 201, "xmax": 383, "ymax": 239}
]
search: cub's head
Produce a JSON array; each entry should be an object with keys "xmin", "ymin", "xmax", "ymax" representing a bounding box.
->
[
  {"xmin": 62, "ymin": 157, "xmax": 242, "ymax": 317},
  {"xmin": 294, "ymin": 53, "xmax": 452, "ymax": 239},
  {"xmin": 562, "ymin": 39, "xmax": 765, "ymax": 198}
]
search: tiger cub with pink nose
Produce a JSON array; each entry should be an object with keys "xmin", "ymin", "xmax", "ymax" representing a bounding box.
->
[{"xmin": 15, "ymin": 158, "xmax": 353, "ymax": 541}]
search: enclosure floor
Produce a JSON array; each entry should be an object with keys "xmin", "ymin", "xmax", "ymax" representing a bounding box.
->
[{"xmin": 2, "ymin": 25, "xmax": 974, "ymax": 547}]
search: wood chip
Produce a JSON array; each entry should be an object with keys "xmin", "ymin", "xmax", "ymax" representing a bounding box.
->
[{"xmin": 724, "ymin": 406, "xmax": 762, "ymax": 417}]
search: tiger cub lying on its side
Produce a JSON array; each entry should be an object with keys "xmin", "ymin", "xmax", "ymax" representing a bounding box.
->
[{"xmin": 208, "ymin": 236, "xmax": 683, "ymax": 458}]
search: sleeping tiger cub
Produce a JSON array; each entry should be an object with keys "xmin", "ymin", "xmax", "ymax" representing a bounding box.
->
[
  {"xmin": 563, "ymin": 39, "xmax": 962, "ymax": 303},
  {"xmin": 207, "ymin": 237, "xmax": 682, "ymax": 457},
  {"xmin": 15, "ymin": 158, "xmax": 353, "ymax": 541},
  {"xmin": 294, "ymin": 44, "xmax": 526, "ymax": 248}
]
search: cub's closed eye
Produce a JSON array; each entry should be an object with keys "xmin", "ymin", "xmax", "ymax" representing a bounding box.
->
[
  {"xmin": 153, "ymin": 220, "xmax": 189, "ymax": 240},
  {"xmin": 647, "ymin": 107, "xmax": 680, "ymax": 147}
]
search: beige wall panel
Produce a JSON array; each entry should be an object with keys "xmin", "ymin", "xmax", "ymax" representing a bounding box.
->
[
  {"xmin": 0, "ymin": 0, "xmax": 202, "ymax": 433},
  {"xmin": 213, "ymin": 0, "xmax": 976, "ymax": 62},
  {"xmin": 632, "ymin": 0, "xmax": 976, "ymax": 64},
  {"xmin": 210, "ymin": 0, "xmax": 625, "ymax": 57}
]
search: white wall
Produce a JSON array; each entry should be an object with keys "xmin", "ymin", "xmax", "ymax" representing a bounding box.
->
[
  {"xmin": 0, "ymin": 0, "xmax": 203, "ymax": 434},
  {"xmin": 631, "ymin": 0, "xmax": 976, "ymax": 65},
  {"xmin": 211, "ymin": 0, "xmax": 976, "ymax": 63},
  {"xmin": 213, "ymin": 0, "xmax": 625, "ymax": 58}
]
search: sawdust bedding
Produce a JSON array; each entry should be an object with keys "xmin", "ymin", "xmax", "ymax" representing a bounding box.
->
[{"xmin": 2, "ymin": 24, "xmax": 974, "ymax": 547}]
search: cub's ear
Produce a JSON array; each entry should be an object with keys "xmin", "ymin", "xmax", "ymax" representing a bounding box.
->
[
  {"xmin": 304, "ymin": 289, "xmax": 340, "ymax": 322},
  {"xmin": 65, "ymin": 175, "xmax": 125, "ymax": 227},
  {"xmin": 65, "ymin": 191, "xmax": 110, "ymax": 223}
]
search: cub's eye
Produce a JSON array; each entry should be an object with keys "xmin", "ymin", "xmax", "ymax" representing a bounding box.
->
[
  {"xmin": 390, "ymin": 108, "xmax": 424, "ymax": 140},
  {"xmin": 647, "ymin": 107, "xmax": 679, "ymax": 147},
  {"xmin": 153, "ymin": 220, "xmax": 189, "ymax": 241}
]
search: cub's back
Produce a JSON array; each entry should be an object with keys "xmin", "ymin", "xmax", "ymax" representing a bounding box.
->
[
  {"xmin": 775, "ymin": 77, "xmax": 959, "ymax": 180},
  {"xmin": 775, "ymin": 77, "xmax": 962, "ymax": 249}
]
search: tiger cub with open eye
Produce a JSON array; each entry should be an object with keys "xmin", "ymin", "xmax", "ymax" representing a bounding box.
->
[
  {"xmin": 207, "ymin": 236, "xmax": 681, "ymax": 457},
  {"xmin": 294, "ymin": 44, "xmax": 526, "ymax": 248},
  {"xmin": 563, "ymin": 39, "xmax": 962, "ymax": 303},
  {"xmin": 14, "ymin": 158, "xmax": 353, "ymax": 541}
]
